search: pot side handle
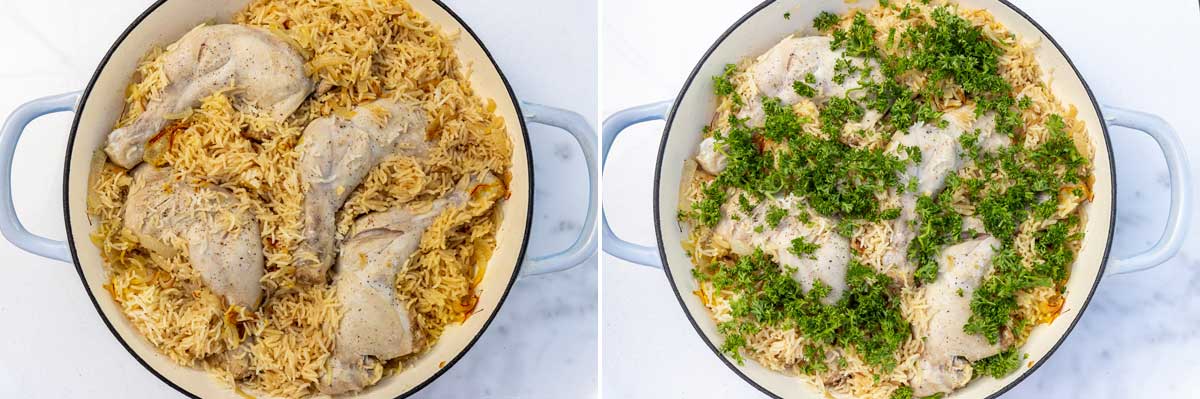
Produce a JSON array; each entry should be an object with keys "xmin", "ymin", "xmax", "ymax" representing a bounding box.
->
[
  {"xmin": 0, "ymin": 91, "xmax": 80, "ymax": 263},
  {"xmin": 518, "ymin": 102, "xmax": 598, "ymax": 276},
  {"xmin": 600, "ymin": 101, "xmax": 671, "ymax": 268},
  {"xmin": 1102, "ymin": 105, "xmax": 1193, "ymax": 275}
]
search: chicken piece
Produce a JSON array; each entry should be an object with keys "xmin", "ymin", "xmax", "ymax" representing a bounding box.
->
[
  {"xmin": 321, "ymin": 173, "xmax": 504, "ymax": 395},
  {"xmin": 739, "ymin": 35, "xmax": 877, "ymax": 127},
  {"xmin": 893, "ymin": 106, "xmax": 993, "ymax": 196},
  {"xmin": 749, "ymin": 35, "xmax": 871, "ymax": 107},
  {"xmin": 882, "ymin": 107, "xmax": 995, "ymax": 272},
  {"xmin": 695, "ymin": 137, "xmax": 727, "ymax": 175},
  {"xmin": 712, "ymin": 194, "xmax": 850, "ymax": 304},
  {"xmin": 911, "ymin": 236, "xmax": 1005, "ymax": 397},
  {"xmin": 295, "ymin": 98, "xmax": 430, "ymax": 282},
  {"xmin": 105, "ymin": 24, "xmax": 312, "ymax": 169},
  {"xmin": 123, "ymin": 164, "xmax": 264, "ymax": 308},
  {"xmin": 701, "ymin": 36, "xmax": 880, "ymax": 172}
]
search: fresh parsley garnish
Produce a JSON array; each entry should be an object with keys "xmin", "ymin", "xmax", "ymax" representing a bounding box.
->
[
  {"xmin": 766, "ymin": 205, "xmax": 788, "ymax": 228},
  {"xmin": 713, "ymin": 252, "xmax": 910, "ymax": 372},
  {"xmin": 789, "ymin": 237, "xmax": 820, "ymax": 258},
  {"xmin": 973, "ymin": 348, "xmax": 1022, "ymax": 378},
  {"xmin": 712, "ymin": 63, "xmax": 743, "ymax": 106},
  {"xmin": 813, "ymin": 11, "xmax": 840, "ymax": 32}
]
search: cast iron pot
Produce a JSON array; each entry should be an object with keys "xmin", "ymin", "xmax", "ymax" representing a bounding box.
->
[
  {"xmin": 601, "ymin": 0, "xmax": 1191, "ymax": 398},
  {"xmin": 0, "ymin": 0, "xmax": 597, "ymax": 397}
]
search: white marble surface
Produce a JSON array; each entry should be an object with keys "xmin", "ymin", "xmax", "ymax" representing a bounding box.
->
[
  {"xmin": 0, "ymin": 0, "xmax": 597, "ymax": 398},
  {"xmin": 601, "ymin": 1, "xmax": 1200, "ymax": 398}
]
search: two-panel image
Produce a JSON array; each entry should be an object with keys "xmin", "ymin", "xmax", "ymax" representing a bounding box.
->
[{"xmin": 0, "ymin": 0, "xmax": 1195, "ymax": 398}]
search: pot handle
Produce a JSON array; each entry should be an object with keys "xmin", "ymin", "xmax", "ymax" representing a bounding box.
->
[
  {"xmin": 1102, "ymin": 105, "xmax": 1193, "ymax": 275},
  {"xmin": 518, "ymin": 102, "xmax": 598, "ymax": 276},
  {"xmin": 600, "ymin": 101, "xmax": 671, "ymax": 268},
  {"xmin": 0, "ymin": 91, "xmax": 80, "ymax": 263}
]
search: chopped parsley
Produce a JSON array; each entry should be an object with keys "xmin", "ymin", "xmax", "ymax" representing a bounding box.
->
[
  {"xmin": 762, "ymin": 97, "xmax": 807, "ymax": 142},
  {"xmin": 836, "ymin": 218, "xmax": 858, "ymax": 238},
  {"xmin": 963, "ymin": 248, "xmax": 1045, "ymax": 343},
  {"xmin": 819, "ymin": 96, "xmax": 865, "ymax": 139},
  {"xmin": 712, "ymin": 63, "xmax": 743, "ymax": 106},
  {"xmin": 774, "ymin": 130, "xmax": 904, "ymax": 219},
  {"xmin": 1017, "ymin": 95, "xmax": 1032, "ymax": 109},
  {"xmin": 813, "ymin": 11, "xmax": 841, "ymax": 32},
  {"xmin": 789, "ymin": 236, "xmax": 820, "ymax": 258},
  {"xmin": 711, "ymin": 252, "xmax": 910, "ymax": 372},
  {"xmin": 1032, "ymin": 215, "xmax": 1081, "ymax": 282},
  {"xmin": 796, "ymin": 210, "xmax": 812, "ymax": 224},
  {"xmin": 909, "ymin": 192, "xmax": 963, "ymax": 283},
  {"xmin": 973, "ymin": 348, "xmax": 1022, "ymax": 378},
  {"xmin": 689, "ymin": 95, "xmax": 905, "ymax": 228},
  {"xmin": 689, "ymin": 182, "xmax": 727, "ymax": 227},
  {"xmin": 832, "ymin": 13, "xmax": 880, "ymax": 58},
  {"xmin": 737, "ymin": 193, "xmax": 755, "ymax": 214},
  {"xmin": 833, "ymin": 57, "xmax": 859, "ymax": 84},
  {"xmin": 879, "ymin": 207, "xmax": 901, "ymax": 220},
  {"xmin": 816, "ymin": 6, "xmax": 1024, "ymax": 137},
  {"xmin": 971, "ymin": 114, "xmax": 1086, "ymax": 243},
  {"xmin": 766, "ymin": 205, "xmax": 788, "ymax": 228},
  {"xmin": 900, "ymin": 7, "xmax": 1020, "ymax": 134},
  {"xmin": 793, "ymin": 74, "xmax": 818, "ymax": 97},
  {"xmin": 959, "ymin": 130, "xmax": 980, "ymax": 160},
  {"xmin": 976, "ymin": 193, "xmax": 1022, "ymax": 242},
  {"xmin": 963, "ymin": 215, "xmax": 1080, "ymax": 344},
  {"xmin": 904, "ymin": 145, "xmax": 923, "ymax": 164}
]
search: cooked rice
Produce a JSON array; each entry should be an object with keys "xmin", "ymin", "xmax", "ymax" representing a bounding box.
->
[
  {"xmin": 86, "ymin": 0, "xmax": 511, "ymax": 397},
  {"xmin": 682, "ymin": 1, "xmax": 1092, "ymax": 397}
]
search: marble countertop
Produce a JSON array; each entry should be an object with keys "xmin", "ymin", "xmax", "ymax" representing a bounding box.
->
[
  {"xmin": 601, "ymin": 0, "xmax": 1200, "ymax": 398},
  {"xmin": 0, "ymin": 0, "xmax": 596, "ymax": 398}
]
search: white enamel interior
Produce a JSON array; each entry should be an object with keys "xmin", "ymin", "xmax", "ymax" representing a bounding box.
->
[
  {"xmin": 655, "ymin": 1, "xmax": 1112, "ymax": 398},
  {"xmin": 63, "ymin": 0, "xmax": 531, "ymax": 397}
]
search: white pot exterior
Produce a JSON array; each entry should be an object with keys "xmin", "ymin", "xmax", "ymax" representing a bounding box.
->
[
  {"xmin": 652, "ymin": 1, "xmax": 1113, "ymax": 398},
  {"xmin": 61, "ymin": 0, "xmax": 533, "ymax": 397}
]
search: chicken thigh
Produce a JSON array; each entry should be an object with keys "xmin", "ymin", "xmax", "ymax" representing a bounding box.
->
[
  {"xmin": 295, "ymin": 98, "xmax": 430, "ymax": 282},
  {"xmin": 911, "ymin": 236, "xmax": 1005, "ymax": 397},
  {"xmin": 695, "ymin": 137, "xmax": 727, "ymax": 175},
  {"xmin": 739, "ymin": 35, "xmax": 877, "ymax": 127},
  {"xmin": 698, "ymin": 35, "xmax": 878, "ymax": 175},
  {"xmin": 882, "ymin": 107, "xmax": 997, "ymax": 273},
  {"xmin": 712, "ymin": 194, "xmax": 851, "ymax": 304},
  {"xmin": 321, "ymin": 173, "xmax": 504, "ymax": 395},
  {"xmin": 105, "ymin": 24, "xmax": 312, "ymax": 169},
  {"xmin": 124, "ymin": 164, "xmax": 264, "ymax": 308}
]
